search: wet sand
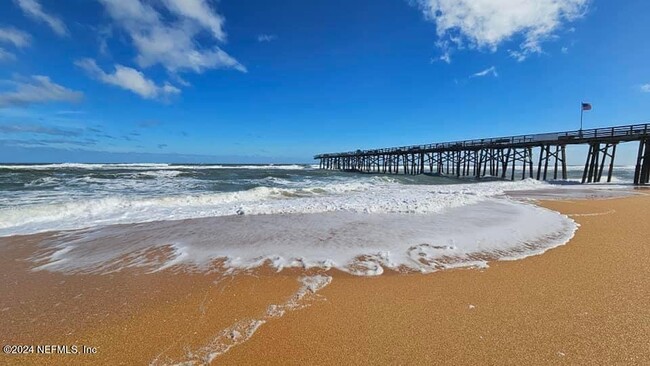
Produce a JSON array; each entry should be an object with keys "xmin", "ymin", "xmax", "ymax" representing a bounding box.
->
[{"xmin": 1, "ymin": 193, "xmax": 649, "ymax": 365}]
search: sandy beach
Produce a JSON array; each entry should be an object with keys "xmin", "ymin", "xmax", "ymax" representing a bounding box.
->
[{"xmin": 1, "ymin": 192, "xmax": 649, "ymax": 365}]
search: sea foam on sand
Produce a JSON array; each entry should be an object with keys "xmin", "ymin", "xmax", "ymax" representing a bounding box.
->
[
  {"xmin": 150, "ymin": 275, "xmax": 332, "ymax": 366},
  {"xmin": 30, "ymin": 198, "xmax": 577, "ymax": 276}
]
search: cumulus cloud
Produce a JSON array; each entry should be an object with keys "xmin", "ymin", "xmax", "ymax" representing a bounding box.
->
[
  {"xmin": 257, "ymin": 34, "xmax": 277, "ymax": 42},
  {"xmin": 471, "ymin": 66, "xmax": 498, "ymax": 78},
  {"xmin": 13, "ymin": 0, "xmax": 69, "ymax": 36},
  {"xmin": 641, "ymin": 84, "xmax": 650, "ymax": 93},
  {"xmin": 416, "ymin": 0, "xmax": 588, "ymax": 62},
  {"xmin": 75, "ymin": 58, "xmax": 180, "ymax": 100},
  {"xmin": 0, "ymin": 75, "xmax": 83, "ymax": 107},
  {"xmin": 0, "ymin": 27, "xmax": 31, "ymax": 48},
  {"xmin": 97, "ymin": 0, "xmax": 245, "ymax": 74}
]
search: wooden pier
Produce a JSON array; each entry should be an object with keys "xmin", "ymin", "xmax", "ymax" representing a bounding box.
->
[{"xmin": 315, "ymin": 124, "xmax": 650, "ymax": 185}]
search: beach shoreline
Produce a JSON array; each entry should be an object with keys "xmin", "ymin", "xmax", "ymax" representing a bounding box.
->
[{"xmin": 1, "ymin": 192, "xmax": 649, "ymax": 365}]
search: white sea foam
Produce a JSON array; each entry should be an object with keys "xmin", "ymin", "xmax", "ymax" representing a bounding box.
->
[
  {"xmin": 133, "ymin": 170, "xmax": 184, "ymax": 178},
  {"xmin": 0, "ymin": 179, "xmax": 549, "ymax": 236},
  {"xmin": 29, "ymin": 198, "xmax": 576, "ymax": 276}
]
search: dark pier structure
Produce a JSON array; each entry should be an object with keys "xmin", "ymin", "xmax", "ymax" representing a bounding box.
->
[{"xmin": 315, "ymin": 124, "xmax": 650, "ymax": 185}]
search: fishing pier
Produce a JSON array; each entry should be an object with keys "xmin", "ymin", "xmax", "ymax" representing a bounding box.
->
[{"xmin": 314, "ymin": 123, "xmax": 650, "ymax": 185}]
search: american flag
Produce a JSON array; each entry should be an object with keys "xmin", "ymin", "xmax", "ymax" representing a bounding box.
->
[{"xmin": 582, "ymin": 103, "xmax": 592, "ymax": 111}]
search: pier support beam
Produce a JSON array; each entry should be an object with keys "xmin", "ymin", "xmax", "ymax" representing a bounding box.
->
[
  {"xmin": 503, "ymin": 147, "xmax": 533, "ymax": 181},
  {"xmin": 583, "ymin": 142, "xmax": 618, "ymax": 183},
  {"xmin": 537, "ymin": 144, "xmax": 567, "ymax": 181},
  {"xmin": 634, "ymin": 138, "xmax": 650, "ymax": 185}
]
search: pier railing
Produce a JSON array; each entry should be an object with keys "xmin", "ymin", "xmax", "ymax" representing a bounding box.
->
[{"xmin": 315, "ymin": 123, "xmax": 649, "ymax": 158}]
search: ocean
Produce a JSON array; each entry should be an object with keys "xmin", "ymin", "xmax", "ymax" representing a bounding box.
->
[{"xmin": 0, "ymin": 163, "xmax": 636, "ymax": 276}]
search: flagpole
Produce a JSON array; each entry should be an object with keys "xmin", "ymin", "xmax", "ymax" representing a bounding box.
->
[{"xmin": 580, "ymin": 103, "xmax": 584, "ymax": 131}]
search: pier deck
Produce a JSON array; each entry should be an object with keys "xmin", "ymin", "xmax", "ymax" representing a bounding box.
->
[{"xmin": 314, "ymin": 123, "xmax": 650, "ymax": 185}]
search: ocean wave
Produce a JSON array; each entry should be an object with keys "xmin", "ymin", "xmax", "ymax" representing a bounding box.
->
[
  {"xmin": 0, "ymin": 179, "xmax": 548, "ymax": 237},
  {"xmin": 201, "ymin": 164, "xmax": 311, "ymax": 170},
  {"xmin": 565, "ymin": 164, "xmax": 637, "ymax": 171},
  {"xmin": 0, "ymin": 163, "xmax": 172, "ymax": 170},
  {"xmin": 130, "ymin": 170, "xmax": 184, "ymax": 178}
]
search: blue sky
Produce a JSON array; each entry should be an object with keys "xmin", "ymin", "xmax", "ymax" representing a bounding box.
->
[{"xmin": 0, "ymin": 0, "xmax": 649, "ymax": 163}]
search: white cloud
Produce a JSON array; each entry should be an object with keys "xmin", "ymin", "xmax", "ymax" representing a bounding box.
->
[
  {"xmin": 471, "ymin": 66, "xmax": 498, "ymax": 78},
  {"xmin": 416, "ymin": 0, "xmax": 588, "ymax": 62},
  {"xmin": 0, "ymin": 75, "xmax": 83, "ymax": 107},
  {"xmin": 13, "ymin": 0, "xmax": 68, "ymax": 37},
  {"xmin": 161, "ymin": 0, "xmax": 226, "ymax": 41},
  {"xmin": 97, "ymin": 25, "xmax": 113, "ymax": 56},
  {"xmin": 257, "ymin": 34, "xmax": 278, "ymax": 42},
  {"xmin": 97, "ymin": 0, "xmax": 245, "ymax": 74},
  {"xmin": 169, "ymin": 73, "xmax": 191, "ymax": 87},
  {"xmin": 561, "ymin": 46, "xmax": 569, "ymax": 54},
  {"xmin": 0, "ymin": 27, "xmax": 31, "ymax": 48},
  {"xmin": 75, "ymin": 58, "xmax": 180, "ymax": 100},
  {"xmin": 641, "ymin": 84, "xmax": 650, "ymax": 93},
  {"xmin": 0, "ymin": 27, "xmax": 31, "ymax": 62},
  {"xmin": 508, "ymin": 49, "xmax": 528, "ymax": 62},
  {"xmin": 0, "ymin": 48, "xmax": 15, "ymax": 61}
]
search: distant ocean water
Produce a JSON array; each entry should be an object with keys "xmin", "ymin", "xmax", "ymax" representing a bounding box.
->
[{"xmin": 0, "ymin": 163, "xmax": 636, "ymax": 276}]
